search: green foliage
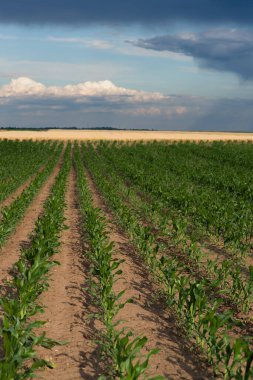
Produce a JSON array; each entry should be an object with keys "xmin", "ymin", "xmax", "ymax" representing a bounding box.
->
[
  {"xmin": 82, "ymin": 141, "xmax": 253, "ymax": 379},
  {"xmin": 0, "ymin": 142, "xmax": 63, "ymax": 247},
  {"xmin": 0, "ymin": 140, "xmax": 57, "ymax": 202},
  {"xmin": 0, "ymin": 144, "xmax": 71, "ymax": 379},
  {"xmin": 74, "ymin": 144, "xmax": 162, "ymax": 379}
]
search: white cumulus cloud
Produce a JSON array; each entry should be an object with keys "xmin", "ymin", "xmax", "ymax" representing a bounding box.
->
[
  {"xmin": 0, "ymin": 77, "xmax": 46, "ymax": 97},
  {"xmin": 0, "ymin": 77, "xmax": 166, "ymax": 103}
]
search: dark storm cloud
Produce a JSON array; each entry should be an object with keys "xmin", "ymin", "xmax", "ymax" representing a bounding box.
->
[
  {"xmin": 190, "ymin": 98, "xmax": 253, "ymax": 131},
  {"xmin": 0, "ymin": 1, "xmax": 253, "ymax": 25},
  {"xmin": 133, "ymin": 29, "xmax": 253, "ymax": 80}
]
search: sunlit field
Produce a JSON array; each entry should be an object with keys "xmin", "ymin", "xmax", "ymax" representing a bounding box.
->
[{"xmin": 0, "ymin": 139, "xmax": 253, "ymax": 379}]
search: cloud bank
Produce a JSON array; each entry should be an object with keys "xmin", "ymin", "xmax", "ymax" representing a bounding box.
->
[
  {"xmin": 0, "ymin": 1, "xmax": 252, "ymax": 25},
  {"xmin": 132, "ymin": 29, "xmax": 253, "ymax": 80},
  {"xmin": 0, "ymin": 77, "xmax": 253, "ymax": 132},
  {"xmin": 0, "ymin": 77, "xmax": 165, "ymax": 103},
  {"xmin": 0, "ymin": 77, "xmax": 198, "ymax": 129}
]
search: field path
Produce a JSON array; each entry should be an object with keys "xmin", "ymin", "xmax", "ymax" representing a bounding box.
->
[
  {"xmin": 0, "ymin": 155, "xmax": 63, "ymax": 287},
  {"xmin": 37, "ymin": 166, "xmax": 102, "ymax": 380},
  {"xmin": 85, "ymin": 169, "xmax": 211, "ymax": 380}
]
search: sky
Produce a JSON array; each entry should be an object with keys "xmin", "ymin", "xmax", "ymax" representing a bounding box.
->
[{"xmin": 0, "ymin": 1, "xmax": 253, "ymax": 131}]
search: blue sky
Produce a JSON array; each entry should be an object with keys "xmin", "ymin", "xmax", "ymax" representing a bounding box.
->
[{"xmin": 0, "ymin": 1, "xmax": 253, "ymax": 130}]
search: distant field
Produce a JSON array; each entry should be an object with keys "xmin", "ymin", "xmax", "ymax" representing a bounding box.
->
[{"xmin": 1, "ymin": 128, "xmax": 253, "ymax": 141}]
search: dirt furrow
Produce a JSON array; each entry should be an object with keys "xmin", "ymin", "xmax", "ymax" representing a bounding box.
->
[
  {"xmin": 85, "ymin": 169, "xmax": 211, "ymax": 380},
  {"xmin": 0, "ymin": 156, "xmax": 62, "ymax": 286},
  {"xmin": 36, "ymin": 167, "xmax": 101, "ymax": 380}
]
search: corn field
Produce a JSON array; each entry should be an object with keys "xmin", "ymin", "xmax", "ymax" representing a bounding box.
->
[{"xmin": 0, "ymin": 139, "xmax": 252, "ymax": 379}]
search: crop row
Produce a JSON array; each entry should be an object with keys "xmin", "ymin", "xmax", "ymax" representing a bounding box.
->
[
  {"xmin": 87, "ymin": 143, "xmax": 253, "ymax": 314},
  {"xmin": 74, "ymin": 144, "xmax": 162, "ymax": 380},
  {"xmin": 0, "ymin": 140, "xmax": 57, "ymax": 203},
  {"xmin": 0, "ymin": 144, "xmax": 71, "ymax": 379},
  {"xmin": 0, "ymin": 143, "xmax": 63, "ymax": 248},
  {"xmin": 95, "ymin": 141, "xmax": 253, "ymax": 254},
  {"xmin": 82, "ymin": 143, "xmax": 253, "ymax": 379}
]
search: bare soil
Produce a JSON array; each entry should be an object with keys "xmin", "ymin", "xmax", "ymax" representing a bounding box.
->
[
  {"xmin": 1, "ymin": 129, "xmax": 253, "ymax": 142},
  {"xmin": 36, "ymin": 167, "xmax": 103, "ymax": 380},
  {"xmin": 85, "ymin": 169, "xmax": 212, "ymax": 379}
]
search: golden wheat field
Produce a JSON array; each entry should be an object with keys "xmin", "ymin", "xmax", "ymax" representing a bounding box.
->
[{"xmin": 1, "ymin": 129, "xmax": 253, "ymax": 141}]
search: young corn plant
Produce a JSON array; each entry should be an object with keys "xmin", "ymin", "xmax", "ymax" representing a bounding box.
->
[
  {"xmin": 0, "ymin": 143, "xmax": 63, "ymax": 247},
  {"xmin": 81, "ymin": 143, "xmax": 253, "ymax": 380},
  {"xmin": 0, "ymin": 144, "xmax": 71, "ymax": 379},
  {"xmin": 74, "ymin": 145, "xmax": 163, "ymax": 380},
  {"xmin": 88, "ymin": 142, "xmax": 253, "ymax": 314}
]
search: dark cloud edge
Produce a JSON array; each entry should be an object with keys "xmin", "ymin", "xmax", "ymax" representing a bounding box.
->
[{"xmin": 0, "ymin": 1, "xmax": 253, "ymax": 25}]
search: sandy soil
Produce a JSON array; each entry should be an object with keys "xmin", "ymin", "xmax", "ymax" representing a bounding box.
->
[
  {"xmin": 85, "ymin": 169, "xmax": 211, "ymax": 379},
  {"xmin": 0, "ymin": 156, "xmax": 62, "ymax": 287},
  {"xmin": 37, "ymin": 167, "xmax": 102, "ymax": 380},
  {"xmin": 1, "ymin": 129, "xmax": 253, "ymax": 141}
]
